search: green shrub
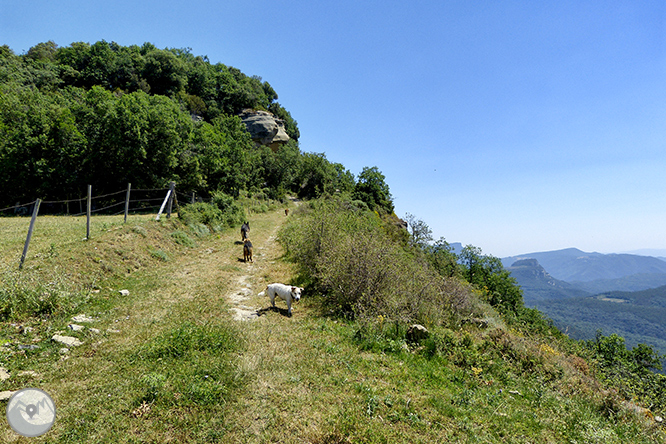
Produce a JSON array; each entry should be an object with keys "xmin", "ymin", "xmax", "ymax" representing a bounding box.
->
[
  {"xmin": 188, "ymin": 222, "xmax": 210, "ymax": 238},
  {"xmin": 179, "ymin": 202, "xmax": 225, "ymax": 226},
  {"xmin": 179, "ymin": 192, "xmax": 245, "ymax": 231},
  {"xmin": 170, "ymin": 230, "xmax": 196, "ymax": 247},
  {"xmin": 279, "ymin": 197, "xmax": 477, "ymax": 327},
  {"xmin": 148, "ymin": 248, "xmax": 169, "ymax": 261}
]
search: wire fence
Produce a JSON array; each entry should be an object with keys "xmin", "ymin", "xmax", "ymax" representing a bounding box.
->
[
  {"xmin": 0, "ymin": 183, "xmax": 194, "ymax": 269},
  {"xmin": 0, "ymin": 187, "xmax": 191, "ymax": 217}
]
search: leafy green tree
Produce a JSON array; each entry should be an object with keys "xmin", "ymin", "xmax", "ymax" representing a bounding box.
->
[
  {"xmin": 258, "ymin": 139, "xmax": 301, "ymax": 200},
  {"xmin": 426, "ymin": 238, "xmax": 461, "ymax": 278},
  {"xmin": 296, "ymin": 152, "xmax": 336, "ymax": 199},
  {"xmin": 25, "ymin": 41, "xmax": 57, "ymax": 62},
  {"xmin": 353, "ymin": 166, "xmax": 394, "ymax": 214},
  {"xmin": 459, "ymin": 245, "xmax": 523, "ymax": 314},
  {"xmin": 142, "ymin": 49, "xmax": 187, "ymax": 96}
]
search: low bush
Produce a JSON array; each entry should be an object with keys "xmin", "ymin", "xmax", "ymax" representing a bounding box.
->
[
  {"xmin": 279, "ymin": 197, "xmax": 478, "ymax": 328},
  {"xmin": 178, "ymin": 191, "xmax": 245, "ymax": 231},
  {"xmin": 170, "ymin": 230, "xmax": 196, "ymax": 247}
]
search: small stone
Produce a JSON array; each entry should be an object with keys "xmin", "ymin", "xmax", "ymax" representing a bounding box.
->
[
  {"xmin": 18, "ymin": 371, "xmax": 38, "ymax": 378},
  {"xmin": 89, "ymin": 328, "xmax": 101, "ymax": 334},
  {"xmin": 119, "ymin": 289, "xmax": 130, "ymax": 296},
  {"xmin": 106, "ymin": 329, "xmax": 121, "ymax": 334},
  {"xmin": 72, "ymin": 314, "xmax": 96, "ymax": 323},
  {"xmin": 406, "ymin": 324, "xmax": 430, "ymax": 343},
  {"xmin": 655, "ymin": 416, "xmax": 663, "ymax": 423},
  {"xmin": 59, "ymin": 348, "xmax": 70, "ymax": 354},
  {"xmin": 17, "ymin": 344, "xmax": 39, "ymax": 350},
  {"xmin": 0, "ymin": 368, "xmax": 10, "ymax": 381},
  {"xmin": 52, "ymin": 335, "xmax": 83, "ymax": 347},
  {"xmin": 68, "ymin": 324, "xmax": 85, "ymax": 331},
  {"xmin": 0, "ymin": 391, "xmax": 15, "ymax": 401}
]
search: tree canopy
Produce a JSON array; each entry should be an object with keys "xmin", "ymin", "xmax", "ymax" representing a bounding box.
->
[{"xmin": 0, "ymin": 40, "xmax": 393, "ymax": 212}]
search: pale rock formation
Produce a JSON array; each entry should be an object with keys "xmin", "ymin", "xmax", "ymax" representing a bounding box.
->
[{"xmin": 240, "ymin": 109, "xmax": 290, "ymax": 152}]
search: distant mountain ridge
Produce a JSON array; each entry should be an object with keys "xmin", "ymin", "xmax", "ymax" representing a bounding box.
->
[
  {"xmin": 502, "ymin": 248, "xmax": 666, "ymax": 355},
  {"xmin": 505, "ymin": 259, "xmax": 590, "ymax": 306},
  {"xmin": 501, "ymin": 248, "xmax": 666, "ymax": 283}
]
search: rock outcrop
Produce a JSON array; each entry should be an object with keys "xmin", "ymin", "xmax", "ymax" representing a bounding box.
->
[{"xmin": 240, "ymin": 109, "xmax": 290, "ymax": 152}]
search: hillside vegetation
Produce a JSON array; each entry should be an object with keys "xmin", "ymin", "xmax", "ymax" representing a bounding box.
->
[
  {"xmin": 1, "ymin": 40, "xmax": 665, "ymax": 442},
  {"xmin": 0, "ymin": 198, "xmax": 663, "ymax": 442},
  {"xmin": 0, "ymin": 40, "xmax": 367, "ymax": 207}
]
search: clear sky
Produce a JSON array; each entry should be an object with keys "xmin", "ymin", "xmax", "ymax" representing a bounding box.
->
[{"xmin": 2, "ymin": 0, "xmax": 665, "ymax": 257}]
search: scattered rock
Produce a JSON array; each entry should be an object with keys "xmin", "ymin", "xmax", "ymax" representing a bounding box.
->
[
  {"xmin": 230, "ymin": 307, "xmax": 260, "ymax": 321},
  {"xmin": 52, "ymin": 335, "xmax": 83, "ymax": 347},
  {"xmin": 461, "ymin": 317, "xmax": 489, "ymax": 329},
  {"xmin": 89, "ymin": 328, "xmax": 101, "ymax": 334},
  {"xmin": 0, "ymin": 391, "xmax": 15, "ymax": 401},
  {"xmin": 17, "ymin": 344, "xmax": 39, "ymax": 351},
  {"xmin": 508, "ymin": 390, "xmax": 522, "ymax": 396},
  {"xmin": 59, "ymin": 348, "xmax": 70, "ymax": 354},
  {"xmin": 68, "ymin": 324, "xmax": 85, "ymax": 331},
  {"xmin": 72, "ymin": 314, "xmax": 96, "ymax": 323},
  {"xmin": 18, "ymin": 371, "xmax": 38, "ymax": 378},
  {"xmin": 406, "ymin": 324, "xmax": 430, "ymax": 343},
  {"xmin": 0, "ymin": 368, "xmax": 10, "ymax": 381},
  {"xmin": 119, "ymin": 289, "xmax": 130, "ymax": 296},
  {"xmin": 655, "ymin": 416, "xmax": 663, "ymax": 423},
  {"xmin": 106, "ymin": 329, "xmax": 121, "ymax": 334}
]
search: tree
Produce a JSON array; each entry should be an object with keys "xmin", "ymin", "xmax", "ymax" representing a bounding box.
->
[
  {"xmin": 405, "ymin": 213, "xmax": 433, "ymax": 249},
  {"xmin": 459, "ymin": 245, "xmax": 523, "ymax": 314},
  {"xmin": 296, "ymin": 152, "xmax": 337, "ymax": 199},
  {"xmin": 353, "ymin": 166, "xmax": 394, "ymax": 214},
  {"xmin": 426, "ymin": 238, "xmax": 461, "ymax": 278},
  {"xmin": 142, "ymin": 49, "xmax": 187, "ymax": 96}
]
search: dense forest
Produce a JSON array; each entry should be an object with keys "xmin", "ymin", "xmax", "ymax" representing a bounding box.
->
[{"xmin": 0, "ymin": 40, "xmax": 378, "ymax": 209}]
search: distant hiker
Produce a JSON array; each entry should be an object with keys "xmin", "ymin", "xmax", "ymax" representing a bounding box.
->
[
  {"xmin": 241, "ymin": 222, "xmax": 250, "ymax": 240},
  {"xmin": 285, "ymin": 208, "xmax": 289, "ymax": 216}
]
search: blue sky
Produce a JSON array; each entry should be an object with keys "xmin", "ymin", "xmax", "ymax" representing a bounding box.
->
[{"xmin": 2, "ymin": 0, "xmax": 665, "ymax": 257}]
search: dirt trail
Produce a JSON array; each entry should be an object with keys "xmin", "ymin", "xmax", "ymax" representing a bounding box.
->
[{"xmin": 227, "ymin": 224, "xmax": 282, "ymax": 321}]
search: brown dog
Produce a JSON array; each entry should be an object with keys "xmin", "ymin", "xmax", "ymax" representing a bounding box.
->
[{"xmin": 243, "ymin": 239, "xmax": 253, "ymax": 263}]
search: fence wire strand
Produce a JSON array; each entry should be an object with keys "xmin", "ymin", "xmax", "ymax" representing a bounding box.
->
[{"xmin": 1, "ymin": 186, "xmax": 180, "ymax": 217}]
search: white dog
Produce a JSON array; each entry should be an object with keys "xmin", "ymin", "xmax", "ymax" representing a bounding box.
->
[{"xmin": 265, "ymin": 283, "xmax": 303, "ymax": 316}]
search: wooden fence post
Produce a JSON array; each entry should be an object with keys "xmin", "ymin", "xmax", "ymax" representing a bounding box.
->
[
  {"xmin": 166, "ymin": 182, "xmax": 175, "ymax": 219},
  {"xmin": 191, "ymin": 192, "xmax": 195, "ymax": 204},
  {"xmin": 19, "ymin": 199, "xmax": 41, "ymax": 270},
  {"xmin": 124, "ymin": 183, "xmax": 131, "ymax": 223},
  {"xmin": 86, "ymin": 185, "xmax": 91, "ymax": 240},
  {"xmin": 156, "ymin": 188, "xmax": 172, "ymax": 221}
]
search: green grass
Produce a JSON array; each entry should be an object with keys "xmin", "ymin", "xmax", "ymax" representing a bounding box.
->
[{"xmin": 0, "ymin": 206, "xmax": 664, "ymax": 443}]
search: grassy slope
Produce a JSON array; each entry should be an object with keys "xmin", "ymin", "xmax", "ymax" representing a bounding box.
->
[{"xmin": 0, "ymin": 208, "xmax": 664, "ymax": 443}]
